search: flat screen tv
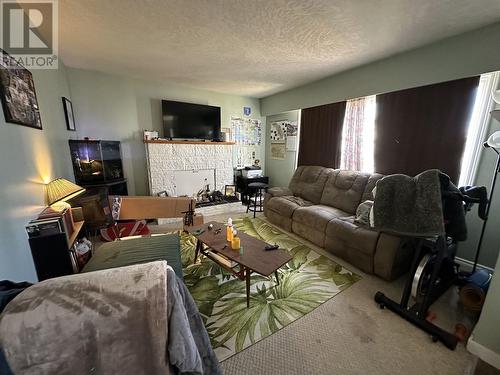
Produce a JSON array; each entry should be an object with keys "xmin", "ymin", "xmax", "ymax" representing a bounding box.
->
[{"xmin": 162, "ymin": 100, "xmax": 221, "ymax": 140}]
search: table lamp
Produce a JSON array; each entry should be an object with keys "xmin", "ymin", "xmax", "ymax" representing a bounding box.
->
[{"xmin": 46, "ymin": 178, "xmax": 85, "ymax": 209}]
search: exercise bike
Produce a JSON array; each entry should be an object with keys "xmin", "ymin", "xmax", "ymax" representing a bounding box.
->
[{"xmin": 374, "ymin": 186, "xmax": 487, "ymax": 350}]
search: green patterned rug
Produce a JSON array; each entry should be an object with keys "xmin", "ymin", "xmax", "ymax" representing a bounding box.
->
[{"xmin": 181, "ymin": 217, "xmax": 361, "ymax": 361}]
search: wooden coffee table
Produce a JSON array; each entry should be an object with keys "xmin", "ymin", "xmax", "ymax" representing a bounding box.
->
[{"xmin": 186, "ymin": 221, "xmax": 292, "ymax": 308}]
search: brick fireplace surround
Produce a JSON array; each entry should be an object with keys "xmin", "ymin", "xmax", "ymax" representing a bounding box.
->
[{"xmin": 145, "ymin": 140, "xmax": 234, "ymax": 197}]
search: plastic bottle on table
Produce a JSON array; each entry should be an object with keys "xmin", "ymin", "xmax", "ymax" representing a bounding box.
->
[{"xmin": 226, "ymin": 218, "xmax": 233, "ymax": 241}]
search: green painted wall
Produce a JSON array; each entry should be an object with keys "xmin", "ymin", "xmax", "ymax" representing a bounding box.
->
[
  {"xmin": 265, "ymin": 111, "xmax": 300, "ymax": 188},
  {"xmin": 66, "ymin": 68, "xmax": 264, "ymax": 196},
  {"xmin": 260, "ymin": 22, "xmax": 500, "ymax": 116},
  {"xmin": 466, "ymin": 85, "xmax": 500, "ymax": 369},
  {"xmin": 469, "ymin": 244, "xmax": 500, "ymax": 367},
  {"xmin": 0, "ymin": 63, "xmax": 77, "ymax": 282}
]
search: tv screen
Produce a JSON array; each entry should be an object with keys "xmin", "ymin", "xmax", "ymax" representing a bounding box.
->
[{"xmin": 162, "ymin": 100, "xmax": 221, "ymax": 140}]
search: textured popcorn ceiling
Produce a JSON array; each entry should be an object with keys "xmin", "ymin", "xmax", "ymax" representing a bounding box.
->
[{"xmin": 58, "ymin": 0, "xmax": 500, "ymax": 97}]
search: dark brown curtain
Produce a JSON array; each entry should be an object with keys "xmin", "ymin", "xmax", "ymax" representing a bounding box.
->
[
  {"xmin": 374, "ymin": 77, "xmax": 479, "ymax": 182},
  {"xmin": 298, "ymin": 101, "xmax": 347, "ymax": 168}
]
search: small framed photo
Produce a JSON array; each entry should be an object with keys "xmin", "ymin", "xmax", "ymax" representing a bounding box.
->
[
  {"xmin": 62, "ymin": 97, "xmax": 76, "ymax": 131},
  {"xmin": 224, "ymin": 185, "xmax": 236, "ymax": 197}
]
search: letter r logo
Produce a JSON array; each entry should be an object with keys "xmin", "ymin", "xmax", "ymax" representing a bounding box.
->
[{"xmin": 1, "ymin": 1, "xmax": 54, "ymax": 55}]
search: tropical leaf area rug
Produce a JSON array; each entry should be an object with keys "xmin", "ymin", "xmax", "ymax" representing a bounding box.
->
[{"xmin": 181, "ymin": 217, "xmax": 361, "ymax": 362}]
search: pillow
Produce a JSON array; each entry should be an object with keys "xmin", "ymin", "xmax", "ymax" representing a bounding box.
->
[{"xmin": 354, "ymin": 200, "xmax": 373, "ymax": 227}]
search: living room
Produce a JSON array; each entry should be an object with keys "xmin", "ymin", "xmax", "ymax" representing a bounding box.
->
[{"xmin": 1, "ymin": 1, "xmax": 500, "ymax": 374}]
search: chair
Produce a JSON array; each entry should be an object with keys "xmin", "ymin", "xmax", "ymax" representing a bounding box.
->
[{"xmin": 246, "ymin": 182, "xmax": 268, "ymax": 218}]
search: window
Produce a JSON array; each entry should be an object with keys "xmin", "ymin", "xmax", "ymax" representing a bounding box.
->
[
  {"xmin": 458, "ymin": 72, "xmax": 499, "ymax": 187},
  {"xmin": 340, "ymin": 95, "xmax": 376, "ymax": 173}
]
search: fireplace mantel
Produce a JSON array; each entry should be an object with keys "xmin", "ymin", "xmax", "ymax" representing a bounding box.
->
[
  {"xmin": 145, "ymin": 141, "xmax": 234, "ymax": 196},
  {"xmin": 144, "ymin": 139, "xmax": 235, "ymax": 145}
]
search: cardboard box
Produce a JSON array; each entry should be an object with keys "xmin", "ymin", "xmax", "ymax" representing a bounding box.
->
[{"xmin": 110, "ymin": 196, "xmax": 196, "ymax": 221}]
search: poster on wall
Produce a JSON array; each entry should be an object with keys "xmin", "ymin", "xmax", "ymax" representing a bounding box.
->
[
  {"xmin": 231, "ymin": 116, "xmax": 261, "ymax": 145},
  {"xmin": 286, "ymin": 121, "xmax": 298, "ymax": 136},
  {"xmin": 270, "ymin": 121, "xmax": 287, "ymax": 142},
  {"xmin": 270, "ymin": 143, "xmax": 286, "ymax": 160},
  {"xmin": 286, "ymin": 135, "xmax": 298, "ymax": 151}
]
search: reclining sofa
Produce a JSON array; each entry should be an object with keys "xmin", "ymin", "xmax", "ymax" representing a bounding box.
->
[{"xmin": 264, "ymin": 166, "xmax": 412, "ymax": 280}]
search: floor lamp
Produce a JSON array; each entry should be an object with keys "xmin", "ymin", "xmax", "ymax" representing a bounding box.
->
[{"xmin": 472, "ymin": 113, "xmax": 500, "ymax": 273}]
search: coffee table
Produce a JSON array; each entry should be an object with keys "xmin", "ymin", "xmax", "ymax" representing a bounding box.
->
[{"xmin": 186, "ymin": 221, "xmax": 293, "ymax": 308}]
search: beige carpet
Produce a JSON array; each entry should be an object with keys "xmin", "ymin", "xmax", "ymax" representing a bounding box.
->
[{"xmin": 151, "ymin": 210, "xmax": 479, "ymax": 375}]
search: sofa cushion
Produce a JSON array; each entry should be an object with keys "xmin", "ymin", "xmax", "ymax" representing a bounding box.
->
[
  {"xmin": 293, "ymin": 205, "xmax": 350, "ymax": 231},
  {"xmin": 289, "ymin": 166, "xmax": 332, "ymax": 204},
  {"xmin": 326, "ymin": 216, "xmax": 380, "ymax": 255},
  {"xmin": 267, "ymin": 186, "xmax": 293, "ymax": 198},
  {"xmin": 320, "ymin": 170, "xmax": 370, "ymax": 214},
  {"xmin": 292, "ymin": 221, "xmax": 326, "ymax": 248},
  {"xmin": 266, "ymin": 196, "xmax": 312, "ymax": 218}
]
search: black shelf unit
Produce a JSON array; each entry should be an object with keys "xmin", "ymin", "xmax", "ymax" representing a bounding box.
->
[{"xmin": 28, "ymin": 221, "xmax": 85, "ymax": 281}]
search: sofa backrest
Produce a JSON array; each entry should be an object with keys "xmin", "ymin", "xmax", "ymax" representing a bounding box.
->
[
  {"xmin": 361, "ymin": 173, "xmax": 384, "ymax": 202},
  {"xmin": 319, "ymin": 170, "xmax": 370, "ymax": 214},
  {"xmin": 289, "ymin": 166, "xmax": 332, "ymax": 204}
]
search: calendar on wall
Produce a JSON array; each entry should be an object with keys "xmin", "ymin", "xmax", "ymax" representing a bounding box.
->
[{"xmin": 230, "ymin": 116, "xmax": 262, "ymax": 167}]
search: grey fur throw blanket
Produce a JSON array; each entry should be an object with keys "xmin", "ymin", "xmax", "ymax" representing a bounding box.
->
[
  {"xmin": 371, "ymin": 169, "xmax": 445, "ymax": 237},
  {"xmin": 0, "ymin": 262, "xmax": 170, "ymax": 375},
  {"xmin": 0, "ymin": 261, "xmax": 221, "ymax": 375}
]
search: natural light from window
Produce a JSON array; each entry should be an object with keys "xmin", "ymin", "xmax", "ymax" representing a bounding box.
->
[
  {"xmin": 458, "ymin": 72, "xmax": 499, "ymax": 187},
  {"xmin": 340, "ymin": 95, "xmax": 376, "ymax": 173}
]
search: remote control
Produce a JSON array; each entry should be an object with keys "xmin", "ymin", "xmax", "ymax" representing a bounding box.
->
[{"xmin": 265, "ymin": 244, "xmax": 279, "ymax": 251}]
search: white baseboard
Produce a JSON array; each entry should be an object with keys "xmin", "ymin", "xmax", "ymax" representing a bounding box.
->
[
  {"xmin": 467, "ymin": 334, "xmax": 500, "ymax": 370},
  {"xmin": 455, "ymin": 257, "xmax": 494, "ymax": 273}
]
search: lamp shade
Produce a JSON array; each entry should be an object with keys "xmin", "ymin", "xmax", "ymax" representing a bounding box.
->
[
  {"xmin": 486, "ymin": 131, "xmax": 500, "ymax": 149},
  {"xmin": 46, "ymin": 178, "xmax": 85, "ymax": 206}
]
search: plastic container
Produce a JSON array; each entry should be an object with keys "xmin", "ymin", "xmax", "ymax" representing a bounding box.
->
[
  {"xmin": 231, "ymin": 229, "xmax": 240, "ymax": 250},
  {"xmin": 226, "ymin": 218, "xmax": 233, "ymax": 242}
]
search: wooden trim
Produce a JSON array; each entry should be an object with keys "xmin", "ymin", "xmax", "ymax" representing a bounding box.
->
[
  {"xmin": 69, "ymin": 221, "xmax": 84, "ymax": 248},
  {"xmin": 467, "ymin": 334, "xmax": 500, "ymax": 369},
  {"xmin": 145, "ymin": 139, "xmax": 235, "ymax": 145}
]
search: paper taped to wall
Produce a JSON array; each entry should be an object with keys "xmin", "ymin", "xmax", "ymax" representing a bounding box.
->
[
  {"xmin": 270, "ymin": 143, "xmax": 286, "ymax": 160},
  {"xmin": 286, "ymin": 135, "xmax": 298, "ymax": 151}
]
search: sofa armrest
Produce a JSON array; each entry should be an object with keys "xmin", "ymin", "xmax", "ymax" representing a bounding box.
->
[
  {"xmin": 267, "ymin": 187, "xmax": 293, "ymax": 198},
  {"xmin": 373, "ymin": 234, "xmax": 413, "ymax": 281},
  {"xmin": 264, "ymin": 187, "xmax": 293, "ymax": 217}
]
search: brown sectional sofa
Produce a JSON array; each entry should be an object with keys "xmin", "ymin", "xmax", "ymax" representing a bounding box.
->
[{"xmin": 264, "ymin": 166, "xmax": 412, "ymax": 281}]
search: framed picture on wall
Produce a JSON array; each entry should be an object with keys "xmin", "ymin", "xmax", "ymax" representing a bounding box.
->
[
  {"xmin": 62, "ymin": 97, "xmax": 76, "ymax": 131},
  {"xmin": 0, "ymin": 49, "xmax": 42, "ymax": 129}
]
